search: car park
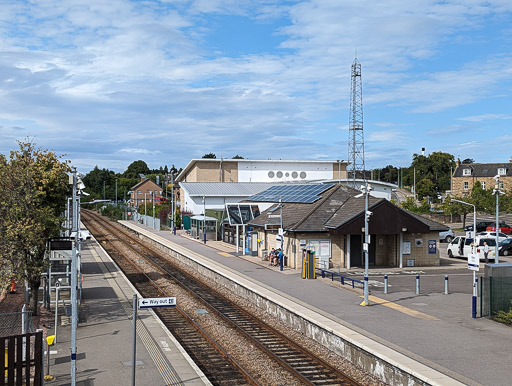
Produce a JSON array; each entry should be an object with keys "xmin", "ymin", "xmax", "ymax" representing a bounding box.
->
[
  {"xmin": 446, "ymin": 236, "xmax": 497, "ymax": 261},
  {"xmin": 486, "ymin": 223, "xmax": 512, "ymax": 234},
  {"xmin": 498, "ymin": 239, "xmax": 512, "ymax": 256},
  {"xmin": 477, "ymin": 231, "xmax": 509, "ymax": 243},
  {"xmin": 439, "ymin": 228, "xmax": 455, "ymax": 243}
]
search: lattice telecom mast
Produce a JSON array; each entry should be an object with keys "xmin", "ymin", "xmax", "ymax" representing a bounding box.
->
[{"xmin": 348, "ymin": 57, "xmax": 366, "ymax": 187}]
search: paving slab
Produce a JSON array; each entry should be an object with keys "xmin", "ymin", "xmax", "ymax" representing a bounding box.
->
[{"xmin": 122, "ymin": 221, "xmax": 512, "ymax": 386}]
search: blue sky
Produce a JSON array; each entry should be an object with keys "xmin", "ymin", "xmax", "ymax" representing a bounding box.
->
[{"xmin": 1, "ymin": 0, "xmax": 512, "ymax": 174}]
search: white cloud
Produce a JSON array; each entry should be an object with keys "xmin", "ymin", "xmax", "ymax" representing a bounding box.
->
[{"xmin": 457, "ymin": 114, "xmax": 512, "ymax": 122}]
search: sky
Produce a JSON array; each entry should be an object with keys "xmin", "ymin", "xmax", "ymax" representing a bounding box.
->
[{"xmin": 1, "ymin": 0, "xmax": 512, "ymax": 174}]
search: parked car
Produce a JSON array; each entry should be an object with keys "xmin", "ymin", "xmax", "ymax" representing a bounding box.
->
[
  {"xmin": 498, "ymin": 238, "xmax": 512, "ymax": 256},
  {"xmin": 464, "ymin": 220, "xmax": 495, "ymax": 233},
  {"xmin": 486, "ymin": 223, "xmax": 512, "ymax": 234},
  {"xmin": 446, "ymin": 236, "xmax": 497, "ymax": 261},
  {"xmin": 439, "ymin": 228, "xmax": 455, "ymax": 243},
  {"xmin": 477, "ymin": 231, "xmax": 509, "ymax": 243}
]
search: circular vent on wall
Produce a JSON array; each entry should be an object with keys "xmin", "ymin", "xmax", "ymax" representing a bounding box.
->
[
  {"xmin": 292, "ymin": 171, "xmax": 298, "ymax": 178},
  {"xmin": 285, "ymin": 172, "xmax": 290, "ymax": 177},
  {"xmin": 268, "ymin": 171, "xmax": 275, "ymax": 178},
  {"xmin": 277, "ymin": 171, "xmax": 283, "ymax": 178},
  {"xmin": 300, "ymin": 171, "xmax": 307, "ymax": 179}
]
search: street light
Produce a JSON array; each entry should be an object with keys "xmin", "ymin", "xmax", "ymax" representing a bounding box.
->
[
  {"xmin": 451, "ymin": 198, "xmax": 477, "ymax": 318},
  {"xmin": 115, "ymin": 178, "xmax": 118, "ymax": 206},
  {"xmin": 203, "ymin": 196, "xmax": 206, "ymax": 244},
  {"xmin": 359, "ymin": 182, "xmax": 372, "ymax": 306},
  {"xmin": 492, "ymin": 175, "xmax": 504, "ymax": 264},
  {"xmin": 279, "ymin": 198, "xmax": 284, "ymax": 271}
]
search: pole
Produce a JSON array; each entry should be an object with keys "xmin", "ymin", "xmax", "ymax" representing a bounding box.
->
[
  {"xmin": 445, "ymin": 275, "xmax": 449, "ymax": 295},
  {"xmin": 384, "ymin": 275, "xmax": 388, "ymax": 294},
  {"xmin": 71, "ymin": 170, "xmax": 78, "ymax": 385},
  {"xmin": 203, "ymin": 196, "xmax": 206, "ymax": 244},
  {"xmin": 416, "ymin": 274, "xmax": 420, "ymax": 294},
  {"xmin": 171, "ymin": 174, "xmax": 174, "ymax": 230},
  {"xmin": 362, "ymin": 182, "xmax": 370, "ymax": 306},
  {"xmin": 54, "ymin": 285, "xmax": 59, "ymax": 343},
  {"xmin": 495, "ymin": 179, "xmax": 499, "ymax": 263},
  {"xmin": 103, "ymin": 180, "xmax": 105, "ymax": 200},
  {"xmin": 280, "ymin": 199, "xmax": 284, "ymax": 272},
  {"xmin": 152, "ymin": 192, "xmax": 155, "ymax": 230},
  {"xmin": 115, "ymin": 179, "xmax": 118, "ymax": 206},
  {"xmin": 132, "ymin": 294, "xmax": 137, "ymax": 386},
  {"xmin": 144, "ymin": 193, "xmax": 147, "ymax": 225},
  {"xmin": 413, "ymin": 166, "xmax": 416, "ymax": 201}
]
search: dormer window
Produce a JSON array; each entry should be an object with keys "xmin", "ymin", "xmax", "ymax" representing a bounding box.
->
[
  {"xmin": 498, "ymin": 167, "xmax": 506, "ymax": 175},
  {"xmin": 463, "ymin": 168, "xmax": 471, "ymax": 176}
]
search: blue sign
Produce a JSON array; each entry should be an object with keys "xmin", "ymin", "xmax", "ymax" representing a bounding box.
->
[{"xmin": 428, "ymin": 240, "xmax": 437, "ymax": 254}]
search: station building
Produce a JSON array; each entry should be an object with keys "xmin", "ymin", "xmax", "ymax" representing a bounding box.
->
[{"xmin": 245, "ymin": 184, "xmax": 447, "ymax": 269}]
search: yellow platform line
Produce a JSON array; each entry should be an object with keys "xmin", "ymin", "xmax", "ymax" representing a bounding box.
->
[
  {"xmin": 218, "ymin": 252, "xmax": 232, "ymax": 257},
  {"xmin": 364, "ymin": 295, "xmax": 440, "ymax": 321}
]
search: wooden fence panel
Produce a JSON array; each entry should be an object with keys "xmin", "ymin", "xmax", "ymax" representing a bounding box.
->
[{"xmin": 2, "ymin": 332, "xmax": 42, "ymax": 386}]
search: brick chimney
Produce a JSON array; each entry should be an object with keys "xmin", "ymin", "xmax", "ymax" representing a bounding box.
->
[{"xmin": 509, "ymin": 156, "xmax": 512, "ymax": 163}]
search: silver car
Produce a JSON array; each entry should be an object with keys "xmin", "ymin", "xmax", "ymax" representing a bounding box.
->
[{"xmin": 439, "ymin": 228, "xmax": 455, "ymax": 243}]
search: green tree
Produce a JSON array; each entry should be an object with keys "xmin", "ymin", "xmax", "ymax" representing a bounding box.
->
[
  {"xmin": 416, "ymin": 178, "xmax": 436, "ymax": 201},
  {"xmin": 232, "ymin": 154, "xmax": 244, "ymax": 159},
  {"xmin": 403, "ymin": 152, "xmax": 455, "ymax": 194},
  {"xmin": 0, "ymin": 141, "xmax": 70, "ymax": 315},
  {"xmin": 443, "ymin": 196, "xmax": 472, "ymax": 228},
  {"xmin": 202, "ymin": 153, "xmax": 216, "ymax": 159},
  {"xmin": 123, "ymin": 160, "xmax": 150, "ymax": 179},
  {"xmin": 470, "ymin": 181, "xmax": 494, "ymax": 213}
]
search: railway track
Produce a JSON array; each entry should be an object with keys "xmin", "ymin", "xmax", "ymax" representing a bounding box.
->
[{"xmin": 82, "ymin": 210, "xmax": 360, "ymax": 386}]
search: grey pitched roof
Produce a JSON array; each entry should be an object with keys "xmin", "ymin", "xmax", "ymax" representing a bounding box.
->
[
  {"xmin": 180, "ymin": 182, "xmax": 278, "ymax": 197},
  {"xmin": 249, "ymin": 184, "xmax": 447, "ymax": 232},
  {"xmin": 454, "ymin": 163, "xmax": 512, "ymax": 178}
]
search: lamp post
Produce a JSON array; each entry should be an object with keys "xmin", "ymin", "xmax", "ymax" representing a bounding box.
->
[
  {"xmin": 492, "ymin": 175, "xmax": 503, "ymax": 264},
  {"xmin": 279, "ymin": 198, "xmax": 284, "ymax": 272},
  {"xmin": 115, "ymin": 178, "xmax": 118, "ymax": 206},
  {"xmin": 152, "ymin": 191, "xmax": 155, "ymax": 229},
  {"xmin": 144, "ymin": 193, "xmax": 147, "ymax": 225},
  {"xmin": 103, "ymin": 180, "xmax": 106, "ymax": 201},
  {"xmin": 203, "ymin": 196, "xmax": 206, "ymax": 244},
  {"xmin": 451, "ymin": 198, "xmax": 477, "ymax": 318},
  {"xmin": 361, "ymin": 182, "xmax": 372, "ymax": 306}
]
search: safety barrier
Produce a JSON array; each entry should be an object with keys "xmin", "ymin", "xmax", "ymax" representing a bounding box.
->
[{"xmin": 318, "ymin": 269, "xmax": 363, "ymax": 288}]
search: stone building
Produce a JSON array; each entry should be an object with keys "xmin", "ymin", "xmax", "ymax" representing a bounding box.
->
[
  {"xmin": 248, "ymin": 184, "xmax": 447, "ymax": 270},
  {"xmin": 452, "ymin": 158, "xmax": 512, "ymax": 197}
]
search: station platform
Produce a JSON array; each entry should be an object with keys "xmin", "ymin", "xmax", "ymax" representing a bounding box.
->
[
  {"xmin": 46, "ymin": 239, "xmax": 209, "ymax": 385},
  {"xmin": 119, "ymin": 221, "xmax": 512, "ymax": 386}
]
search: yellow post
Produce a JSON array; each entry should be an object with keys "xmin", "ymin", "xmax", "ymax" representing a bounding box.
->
[{"xmin": 44, "ymin": 335, "xmax": 56, "ymax": 381}]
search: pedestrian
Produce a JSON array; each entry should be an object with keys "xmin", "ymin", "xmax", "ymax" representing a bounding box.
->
[{"xmin": 483, "ymin": 241, "xmax": 489, "ymax": 264}]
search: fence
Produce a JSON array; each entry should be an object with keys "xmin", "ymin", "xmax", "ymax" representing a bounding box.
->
[
  {"xmin": 132, "ymin": 212, "xmax": 161, "ymax": 230},
  {"xmin": 480, "ymin": 276, "xmax": 512, "ymax": 317},
  {"xmin": 0, "ymin": 312, "xmax": 34, "ymax": 338},
  {"xmin": 1, "ymin": 330, "xmax": 43, "ymax": 386}
]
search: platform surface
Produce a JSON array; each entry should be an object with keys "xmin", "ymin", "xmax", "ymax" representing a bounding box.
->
[{"xmin": 122, "ymin": 220, "xmax": 512, "ymax": 386}]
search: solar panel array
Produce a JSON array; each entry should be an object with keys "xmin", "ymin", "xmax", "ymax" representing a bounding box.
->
[{"xmin": 247, "ymin": 184, "xmax": 334, "ymax": 203}]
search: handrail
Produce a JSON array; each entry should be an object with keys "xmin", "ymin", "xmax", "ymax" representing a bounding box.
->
[{"xmin": 317, "ymin": 268, "xmax": 363, "ymax": 289}]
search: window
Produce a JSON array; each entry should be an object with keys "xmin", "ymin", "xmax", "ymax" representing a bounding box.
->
[
  {"xmin": 481, "ymin": 181, "xmax": 486, "ymax": 189},
  {"xmin": 137, "ymin": 190, "xmax": 141, "ymax": 195},
  {"xmin": 464, "ymin": 182, "xmax": 468, "ymax": 190},
  {"xmin": 498, "ymin": 168, "xmax": 506, "ymax": 175},
  {"xmin": 463, "ymin": 169, "xmax": 471, "ymax": 176}
]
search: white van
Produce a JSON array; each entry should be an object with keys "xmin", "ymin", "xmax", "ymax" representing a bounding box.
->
[{"xmin": 446, "ymin": 236, "xmax": 496, "ymax": 261}]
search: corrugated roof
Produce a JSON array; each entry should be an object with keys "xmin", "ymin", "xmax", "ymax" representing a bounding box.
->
[{"xmin": 179, "ymin": 182, "xmax": 278, "ymax": 197}]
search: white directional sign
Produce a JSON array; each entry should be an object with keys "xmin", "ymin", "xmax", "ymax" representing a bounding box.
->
[
  {"xmin": 138, "ymin": 297, "xmax": 177, "ymax": 309},
  {"xmin": 268, "ymin": 214, "xmax": 281, "ymax": 218},
  {"xmin": 468, "ymin": 253, "xmax": 480, "ymax": 271}
]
